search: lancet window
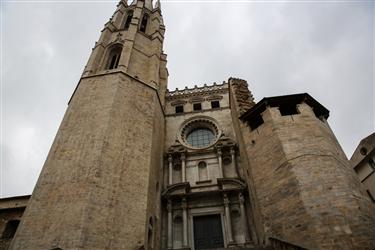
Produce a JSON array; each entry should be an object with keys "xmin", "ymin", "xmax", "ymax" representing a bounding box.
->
[
  {"xmin": 106, "ymin": 45, "xmax": 122, "ymax": 70},
  {"xmin": 140, "ymin": 13, "xmax": 149, "ymax": 32},
  {"xmin": 123, "ymin": 10, "xmax": 133, "ymax": 30}
]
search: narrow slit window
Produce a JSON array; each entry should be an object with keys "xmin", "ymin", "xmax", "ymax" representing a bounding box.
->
[
  {"xmin": 140, "ymin": 13, "xmax": 149, "ymax": 33},
  {"xmin": 124, "ymin": 11, "xmax": 133, "ymax": 30},
  {"xmin": 193, "ymin": 103, "xmax": 202, "ymax": 111},
  {"xmin": 175, "ymin": 105, "xmax": 184, "ymax": 114},
  {"xmin": 211, "ymin": 100, "xmax": 220, "ymax": 109}
]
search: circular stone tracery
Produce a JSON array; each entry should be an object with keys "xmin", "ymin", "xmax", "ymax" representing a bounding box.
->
[{"xmin": 178, "ymin": 117, "xmax": 221, "ymax": 149}]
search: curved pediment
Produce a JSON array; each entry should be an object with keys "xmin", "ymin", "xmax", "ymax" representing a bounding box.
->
[
  {"xmin": 217, "ymin": 178, "xmax": 246, "ymax": 191},
  {"xmin": 162, "ymin": 182, "xmax": 191, "ymax": 198}
]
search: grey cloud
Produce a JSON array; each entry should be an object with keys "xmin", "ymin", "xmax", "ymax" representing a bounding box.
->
[{"xmin": 1, "ymin": 1, "xmax": 373, "ymax": 197}]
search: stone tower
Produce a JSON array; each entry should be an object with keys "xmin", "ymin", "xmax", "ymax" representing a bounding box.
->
[
  {"xmin": 10, "ymin": 0, "xmax": 167, "ymax": 249},
  {"xmin": 233, "ymin": 88, "xmax": 375, "ymax": 249}
]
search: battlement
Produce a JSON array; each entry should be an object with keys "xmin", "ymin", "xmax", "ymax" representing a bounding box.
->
[{"xmin": 166, "ymin": 81, "xmax": 228, "ymax": 100}]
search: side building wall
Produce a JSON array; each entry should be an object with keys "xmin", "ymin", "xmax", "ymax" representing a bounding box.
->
[
  {"xmin": 0, "ymin": 196, "xmax": 29, "ymax": 250},
  {"xmin": 228, "ymin": 78, "xmax": 265, "ymax": 246}
]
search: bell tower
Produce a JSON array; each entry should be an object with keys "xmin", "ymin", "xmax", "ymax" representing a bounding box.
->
[
  {"xmin": 83, "ymin": 0, "xmax": 167, "ymax": 99},
  {"xmin": 10, "ymin": 0, "xmax": 167, "ymax": 249}
]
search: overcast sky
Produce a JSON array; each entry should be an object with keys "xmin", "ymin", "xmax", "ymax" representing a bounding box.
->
[{"xmin": 1, "ymin": 0, "xmax": 374, "ymax": 198}]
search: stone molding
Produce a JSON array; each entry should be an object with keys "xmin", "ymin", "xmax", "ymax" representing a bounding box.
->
[{"xmin": 166, "ymin": 82, "xmax": 228, "ymax": 100}]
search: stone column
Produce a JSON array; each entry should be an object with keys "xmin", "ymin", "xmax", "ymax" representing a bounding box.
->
[
  {"xmin": 223, "ymin": 193, "xmax": 234, "ymax": 244},
  {"xmin": 168, "ymin": 154, "xmax": 173, "ymax": 185},
  {"xmin": 167, "ymin": 200, "xmax": 173, "ymax": 249},
  {"xmin": 181, "ymin": 153, "xmax": 186, "ymax": 182},
  {"xmin": 182, "ymin": 198, "xmax": 189, "ymax": 247},
  {"xmin": 239, "ymin": 192, "xmax": 250, "ymax": 243},
  {"xmin": 230, "ymin": 147, "xmax": 239, "ymax": 177},
  {"xmin": 217, "ymin": 148, "xmax": 223, "ymax": 178}
]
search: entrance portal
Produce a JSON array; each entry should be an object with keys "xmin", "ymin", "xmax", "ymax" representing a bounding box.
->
[{"xmin": 193, "ymin": 214, "xmax": 224, "ymax": 250}]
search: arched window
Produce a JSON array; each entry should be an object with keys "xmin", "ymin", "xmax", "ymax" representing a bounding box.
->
[
  {"xmin": 123, "ymin": 10, "xmax": 133, "ymax": 30},
  {"xmin": 140, "ymin": 13, "xmax": 149, "ymax": 33},
  {"xmin": 198, "ymin": 161, "xmax": 208, "ymax": 181},
  {"xmin": 106, "ymin": 45, "xmax": 122, "ymax": 70},
  {"xmin": 1, "ymin": 220, "xmax": 20, "ymax": 239}
]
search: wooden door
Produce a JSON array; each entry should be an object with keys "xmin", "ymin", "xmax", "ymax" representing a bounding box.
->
[{"xmin": 193, "ymin": 214, "xmax": 224, "ymax": 250}]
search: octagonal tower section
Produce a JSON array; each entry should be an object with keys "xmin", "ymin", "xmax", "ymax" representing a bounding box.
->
[{"xmin": 239, "ymin": 93, "xmax": 375, "ymax": 249}]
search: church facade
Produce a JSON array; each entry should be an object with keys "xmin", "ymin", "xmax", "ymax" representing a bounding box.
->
[{"xmin": 2, "ymin": 0, "xmax": 375, "ymax": 249}]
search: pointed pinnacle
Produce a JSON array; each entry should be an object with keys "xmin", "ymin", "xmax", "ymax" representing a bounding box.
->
[{"xmin": 155, "ymin": 0, "xmax": 161, "ymax": 9}]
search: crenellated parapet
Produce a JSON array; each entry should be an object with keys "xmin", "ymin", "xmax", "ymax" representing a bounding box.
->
[{"xmin": 166, "ymin": 82, "xmax": 228, "ymax": 100}]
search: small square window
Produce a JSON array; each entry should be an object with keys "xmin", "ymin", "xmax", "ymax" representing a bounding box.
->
[
  {"xmin": 175, "ymin": 105, "xmax": 184, "ymax": 113},
  {"xmin": 193, "ymin": 103, "xmax": 202, "ymax": 111},
  {"xmin": 279, "ymin": 104, "xmax": 299, "ymax": 116},
  {"xmin": 211, "ymin": 101, "xmax": 220, "ymax": 109}
]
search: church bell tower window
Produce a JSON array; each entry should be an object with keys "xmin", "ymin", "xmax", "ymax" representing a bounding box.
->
[
  {"xmin": 140, "ymin": 13, "xmax": 149, "ymax": 33},
  {"xmin": 123, "ymin": 10, "xmax": 133, "ymax": 30},
  {"xmin": 106, "ymin": 46, "xmax": 122, "ymax": 70}
]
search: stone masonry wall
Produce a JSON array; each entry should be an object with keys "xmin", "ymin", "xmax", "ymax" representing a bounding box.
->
[
  {"xmin": 228, "ymin": 79, "xmax": 265, "ymax": 245},
  {"xmin": 240, "ymin": 103, "xmax": 375, "ymax": 249},
  {"xmin": 10, "ymin": 73, "xmax": 165, "ymax": 250}
]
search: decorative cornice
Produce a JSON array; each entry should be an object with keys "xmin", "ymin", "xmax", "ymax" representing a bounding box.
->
[
  {"xmin": 188, "ymin": 96, "xmax": 204, "ymax": 103},
  {"xmin": 170, "ymin": 100, "xmax": 188, "ymax": 106},
  {"xmin": 217, "ymin": 178, "xmax": 247, "ymax": 191},
  {"xmin": 166, "ymin": 82, "xmax": 229, "ymax": 101},
  {"xmin": 162, "ymin": 182, "xmax": 191, "ymax": 198}
]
